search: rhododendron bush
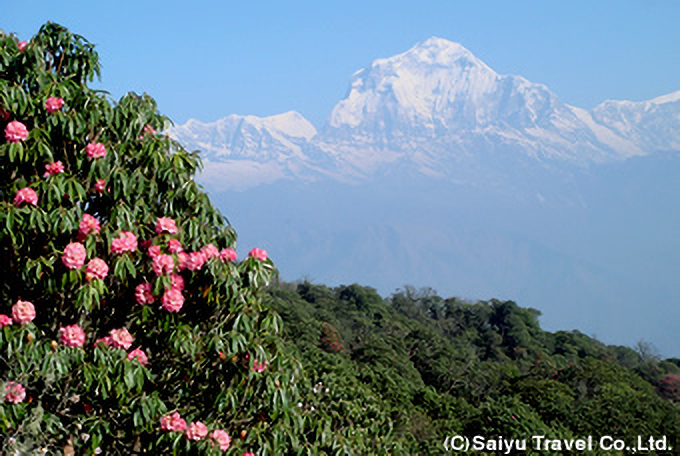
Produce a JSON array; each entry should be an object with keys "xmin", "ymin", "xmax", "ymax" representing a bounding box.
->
[{"xmin": 0, "ymin": 23, "xmax": 303, "ymax": 454}]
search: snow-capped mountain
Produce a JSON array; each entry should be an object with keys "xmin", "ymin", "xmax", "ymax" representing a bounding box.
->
[
  {"xmin": 170, "ymin": 111, "xmax": 316, "ymax": 161},
  {"xmin": 169, "ymin": 37, "xmax": 678, "ymax": 189},
  {"xmin": 170, "ymin": 111, "xmax": 334, "ymax": 189},
  {"xmin": 591, "ymin": 91, "xmax": 680, "ymax": 153}
]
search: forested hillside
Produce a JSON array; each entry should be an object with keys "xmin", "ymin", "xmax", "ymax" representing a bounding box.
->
[{"xmin": 267, "ymin": 280, "xmax": 680, "ymax": 454}]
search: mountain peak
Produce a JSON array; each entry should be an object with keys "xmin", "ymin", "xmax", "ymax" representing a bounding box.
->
[
  {"xmin": 371, "ymin": 37, "xmax": 485, "ymax": 71},
  {"xmin": 412, "ymin": 36, "xmax": 470, "ymax": 55}
]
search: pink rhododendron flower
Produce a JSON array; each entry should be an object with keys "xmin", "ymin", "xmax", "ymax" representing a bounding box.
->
[
  {"xmin": 155, "ymin": 217, "xmax": 178, "ymax": 235},
  {"xmin": 59, "ymin": 324, "xmax": 86, "ymax": 348},
  {"xmin": 77, "ymin": 214, "xmax": 100, "ymax": 240},
  {"xmin": 200, "ymin": 244, "xmax": 219, "ymax": 259},
  {"xmin": 0, "ymin": 314, "xmax": 12, "ymax": 327},
  {"xmin": 94, "ymin": 336, "xmax": 112, "ymax": 347},
  {"xmin": 185, "ymin": 251, "xmax": 206, "ymax": 271},
  {"xmin": 186, "ymin": 421, "xmax": 208, "ymax": 441},
  {"xmin": 220, "ymin": 248, "xmax": 237, "ymax": 262},
  {"xmin": 152, "ymin": 254, "xmax": 174, "ymax": 275},
  {"xmin": 13, "ymin": 187, "xmax": 38, "ymax": 207},
  {"xmin": 111, "ymin": 231, "xmax": 138, "ymax": 254},
  {"xmin": 85, "ymin": 258, "xmax": 108, "ymax": 281},
  {"xmin": 11, "ymin": 300, "xmax": 35, "ymax": 325},
  {"xmin": 94, "ymin": 178, "xmax": 106, "ymax": 193},
  {"xmin": 4, "ymin": 382, "xmax": 26, "ymax": 404},
  {"xmin": 135, "ymin": 282, "xmax": 154, "ymax": 305},
  {"xmin": 43, "ymin": 161, "xmax": 65, "ymax": 177},
  {"xmin": 167, "ymin": 238, "xmax": 183, "ymax": 253},
  {"xmin": 176, "ymin": 252, "xmax": 189, "ymax": 271},
  {"xmin": 249, "ymin": 247, "xmax": 268, "ymax": 262},
  {"xmin": 160, "ymin": 412, "xmax": 187, "ymax": 432},
  {"xmin": 62, "ymin": 242, "xmax": 87, "ymax": 269},
  {"xmin": 147, "ymin": 244, "xmax": 161, "ymax": 258},
  {"xmin": 109, "ymin": 328, "xmax": 133, "ymax": 350},
  {"xmin": 45, "ymin": 96, "xmax": 64, "ymax": 114},
  {"xmin": 161, "ymin": 288, "xmax": 184, "ymax": 312},
  {"xmin": 17, "ymin": 41, "xmax": 27, "ymax": 51},
  {"xmin": 170, "ymin": 273, "xmax": 185, "ymax": 291},
  {"xmin": 243, "ymin": 453, "xmax": 255, "ymax": 456},
  {"xmin": 127, "ymin": 348, "xmax": 148, "ymax": 366},
  {"xmin": 252, "ymin": 359, "xmax": 267, "ymax": 373},
  {"xmin": 210, "ymin": 430, "xmax": 231, "ymax": 451},
  {"xmin": 5, "ymin": 120, "xmax": 28, "ymax": 143},
  {"xmin": 85, "ymin": 142, "xmax": 107, "ymax": 159}
]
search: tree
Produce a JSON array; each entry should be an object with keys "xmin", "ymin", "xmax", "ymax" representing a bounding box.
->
[{"xmin": 1, "ymin": 23, "xmax": 302, "ymax": 454}]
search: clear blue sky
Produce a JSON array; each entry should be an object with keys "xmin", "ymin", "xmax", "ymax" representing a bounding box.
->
[{"xmin": 4, "ymin": 0, "xmax": 679, "ymax": 126}]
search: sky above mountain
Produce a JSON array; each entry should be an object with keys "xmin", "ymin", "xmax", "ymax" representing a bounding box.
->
[{"xmin": 4, "ymin": 0, "xmax": 680, "ymax": 127}]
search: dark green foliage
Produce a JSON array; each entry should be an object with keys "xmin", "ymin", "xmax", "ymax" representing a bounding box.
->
[{"xmin": 267, "ymin": 281, "xmax": 680, "ymax": 454}]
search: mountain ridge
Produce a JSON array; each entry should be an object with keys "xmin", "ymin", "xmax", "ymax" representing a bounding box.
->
[
  {"xmin": 169, "ymin": 37, "xmax": 680, "ymax": 186},
  {"xmin": 169, "ymin": 37, "xmax": 677, "ymax": 190}
]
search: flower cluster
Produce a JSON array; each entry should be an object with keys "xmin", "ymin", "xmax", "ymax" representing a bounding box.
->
[
  {"xmin": 12, "ymin": 300, "xmax": 36, "ymax": 325},
  {"xmin": 135, "ymin": 283, "xmax": 154, "ymax": 305},
  {"xmin": 44, "ymin": 161, "xmax": 65, "ymax": 177},
  {"xmin": 161, "ymin": 288, "xmax": 184, "ymax": 312},
  {"xmin": 78, "ymin": 214, "xmax": 101, "ymax": 240},
  {"xmin": 109, "ymin": 328, "xmax": 133, "ymax": 350},
  {"xmin": 159, "ymin": 412, "xmax": 231, "ymax": 451},
  {"xmin": 45, "ymin": 97, "xmax": 65, "ymax": 114},
  {"xmin": 200, "ymin": 244, "xmax": 219, "ymax": 259},
  {"xmin": 111, "ymin": 231, "xmax": 138, "ymax": 254},
  {"xmin": 155, "ymin": 217, "xmax": 177, "ymax": 235},
  {"xmin": 59, "ymin": 324, "xmax": 86, "ymax": 348},
  {"xmin": 167, "ymin": 238, "xmax": 183, "ymax": 253},
  {"xmin": 220, "ymin": 248, "xmax": 237, "ymax": 262},
  {"xmin": 159, "ymin": 412, "xmax": 186, "ymax": 432},
  {"xmin": 85, "ymin": 258, "xmax": 108, "ymax": 281},
  {"xmin": 127, "ymin": 348, "xmax": 148, "ymax": 366},
  {"xmin": 151, "ymin": 254, "xmax": 174, "ymax": 275},
  {"xmin": 184, "ymin": 251, "xmax": 206, "ymax": 271},
  {"xmin": 94, "ymin": 178, "xmax": 106, "ymax": 193},
  {"xmin": 85, "ymin": 142, "xmax": 107, "ymax": 159},
  {"xmin": 4, "ymin": 382, "xmax": 26, "ymax": 404},
  {"xmin": 186, "ymin": 421, "xmax": 208, "ymax": 441},
  {"xmin": 62, "ymin": 242, "xmax": 87, "ymax": 269},
  {"xmin": 5, "ymin": 120, "xmax": 28, "ymax": 143},
  {"xmin": 248, "ymin": 247, "xmax": 268, "ymax": 262},
  {"xmin": 210, "ymin": 430, "xmax": 231, "ymax": 451},
  {"xmin": 13, "ymin": 188, "xmax": 38, "ymax": 207}
]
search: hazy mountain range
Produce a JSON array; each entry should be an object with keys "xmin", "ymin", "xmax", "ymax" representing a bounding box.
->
[{"xmin": 169, "ymin": 38, "xmax": 680, "ymax": 356}]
